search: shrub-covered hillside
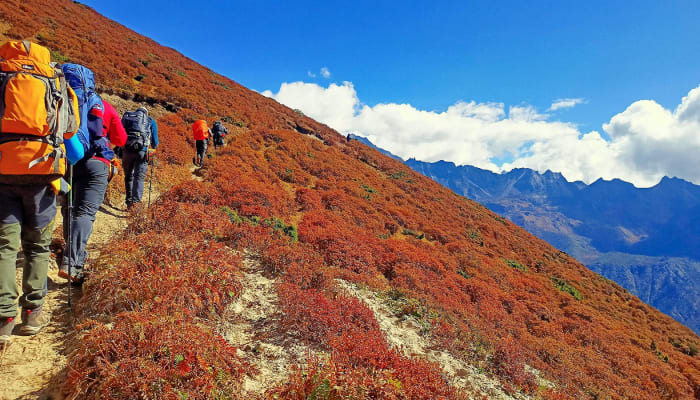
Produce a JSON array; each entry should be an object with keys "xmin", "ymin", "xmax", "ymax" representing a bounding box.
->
[{"xmin": 2, "ymin": 1, "xmax": 699, "ymax": 399}]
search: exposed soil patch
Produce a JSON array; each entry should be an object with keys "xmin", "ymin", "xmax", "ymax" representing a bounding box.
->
[
  {"xmin": 220, "ymin": 252, "xmax": 309, "ymax": 397},
  {"xmin": 336, "ymin": 280, "xmax": 533, "ymax": 400}
]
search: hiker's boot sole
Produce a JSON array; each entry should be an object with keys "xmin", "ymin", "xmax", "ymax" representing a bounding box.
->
[
  {"xmin": 16, "ymin": 325, "xmax": 42, "ymax": 336},
  {"xmin": 19, "ymin": 306, "xmax": 45, "ymax": 336}
]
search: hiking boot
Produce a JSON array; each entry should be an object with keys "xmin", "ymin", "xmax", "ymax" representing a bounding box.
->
[
  {"xmin": 58, "ymin": 264, "xmax": 84, "ymax": 285},
  {"xmin": 0, "ymin": 316, "xmax": 15, "ymax": 349},
  {"xmin": 17, "ymin": 306, "xmax": 44, "ymax": 336}
]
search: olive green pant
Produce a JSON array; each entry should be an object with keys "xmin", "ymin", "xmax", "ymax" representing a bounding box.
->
[
  {"xmin": 0, "ymin": 221, "xmax": 54, "ymax": 318},
  {"xmin": 0, "ymin": 184, "xmax": 56, "ymax": 319}
]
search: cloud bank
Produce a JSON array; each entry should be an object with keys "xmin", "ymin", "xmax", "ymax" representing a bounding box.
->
[{"xmin": 263, "ymin": 82, "xmax": 700, "ymax": 187}]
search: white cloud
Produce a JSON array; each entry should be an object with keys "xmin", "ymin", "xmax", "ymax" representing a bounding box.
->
[
  {"xmin": 320, "ymin": 67, "xmax": 331, "ymax": 79},
  {"xmin": 447, "ymin": 101, "xmax": 504, "ymax": 122},
  {"xmin": 265, "ymin": 81, "xmax": 359, "ymax": 130},
  {"xmin": 264, "ymin": 81, "xmax": 700, "ymax": 187},
  {"xmin": 549, "ymin": 98, "xmax": 586, "ymax": 111},
  {"xmin": 307, "ymin": 71, "xmax": 316, "ymax": 78},
  {"xmin": 509, "ymin": 105, "xmax": 549, "ymax": 122}
]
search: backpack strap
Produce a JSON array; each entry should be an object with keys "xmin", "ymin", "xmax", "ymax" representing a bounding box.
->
[
  {"xmin": 0, "ymin": 71, "xmax": 19, "ymax": 122},
  {"xmin": 0, "ymin": 133, "xmax": 61, "ymax": 147},
  {"xmin": 21, "ymin": 40, "xmax": 31, "ymax": 55},
  {"xmin": 54, "ymin": 66, "xmax": 76, "ymax": 141},
  {"xmin": 28, "ymin": 146, "xmax": 64, "ymax": 170}
]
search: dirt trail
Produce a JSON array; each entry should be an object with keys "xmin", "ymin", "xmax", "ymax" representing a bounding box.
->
[
  {"xmin": 220, "ymin": 252, "xmax": 309, "ymax": 397},
  {"xmin": 0, "ymin": 260, "xmax": 76, "ymax": 400},
  {"xmin": 0, "ymin": 174, "xmax": 165, "ymax": 400},
  {"xmin": 336, "ymin": 280, "xmax": 536, "ymax": 399},
  {"xmin": 190, "ymin": 166, "xmax": 204, "ymax": 182},
  {"xmin": 0, "ymin": 198, "xmax": 129, "ymax": 400}
]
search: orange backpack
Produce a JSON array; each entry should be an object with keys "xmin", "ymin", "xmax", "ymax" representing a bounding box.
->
[
  {"xmin": 192, "ymin": 120, "xmax": 209, "ymax": 141},
  {"xmin": 0, "ymin": 40, "xmax": 79, "ymax": 185}
]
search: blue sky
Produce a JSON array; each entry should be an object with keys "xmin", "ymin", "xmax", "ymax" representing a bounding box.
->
[
  {"xmin": 82, "ymin": 1, "xmax": 700, "ymax": 186},
  {"xmin": 82, "ymin": 0, "xmax": 699, "ymax": 129}
]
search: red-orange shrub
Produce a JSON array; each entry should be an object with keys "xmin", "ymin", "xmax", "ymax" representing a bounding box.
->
[{"xmin": 65, "ymin": 311, "xmax": 250, "ymax": 399}]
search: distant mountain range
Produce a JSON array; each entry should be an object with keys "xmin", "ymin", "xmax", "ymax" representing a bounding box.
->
[{"xmin": 351, "ymin": 134, "xmax": 700, "ymax": 334}]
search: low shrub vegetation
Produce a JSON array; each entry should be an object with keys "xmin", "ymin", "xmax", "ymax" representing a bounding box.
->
[
  {"xmin": 551, "ymin": 276, "xmax": 583, "ymax": 301},
  {"xmin": 6, "ymin": 2, "xmax": 697, "ymax": 398}
]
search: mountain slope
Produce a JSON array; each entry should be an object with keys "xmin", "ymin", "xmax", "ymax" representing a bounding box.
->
[
  {"xmin": 587, "ymin": 254, "xmax": 700, "ymax": 328},
  {"xmin": 405, "ymin": 157, "xmax": 700, "ymax": 333},
  {"xmin": 2, "ymin": 2, "xmax": 699, "ymax": 399}
]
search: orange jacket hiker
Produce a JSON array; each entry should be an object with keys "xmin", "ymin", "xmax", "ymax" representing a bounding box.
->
[
  {"xmin": 0, "ymin": 40, "xmax": 79, "ymax": 185},
  {"xmin": 192, "ymin": 120, "xmax": 209, "ymax": 141},
  {"xmin": 0, "ymin": 41, "xmax": 80, "ymax": 349}
]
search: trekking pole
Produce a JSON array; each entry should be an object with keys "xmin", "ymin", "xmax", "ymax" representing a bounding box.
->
[
  {"xmin": 147, "ymin": 152, "xmax": 155, "ymax": 208},
  {"xmin": 66, "ymin": 164, "xmax": 73, "ymax": 311}
]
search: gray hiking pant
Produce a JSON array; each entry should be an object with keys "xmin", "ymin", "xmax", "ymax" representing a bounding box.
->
[
  {"xmin": 0, "ymin": 184, "xmax": 56, "ymax": 317},
  {"xmin": 213, "ymin": 133, "xmax": 224, "ymax": 149},
  {"xmin": 123, "ymin": 150, "xmax": 148, "ymax": 205},
  {"xmin": 63, "ymin": 158, "xmax": 108, "ymax": 274},
  {"xmin": 196, "ymin": 140, "xmax": 208, "ymax": 163}
]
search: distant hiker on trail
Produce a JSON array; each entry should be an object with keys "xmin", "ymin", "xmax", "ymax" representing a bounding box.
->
[
  {"xmin": 211, "ymin": 120, "xmax": 228, "ymax": 149},
  {"xmin": 59, "ymin": 63, "xmax": 118, "ymax": 285},
  {"xmin": 0, "ymin": 41, "xmax": 79, "ymax": 347},
  {"xmin": 121, "ymin": 107, "xmax": 158, "ymax": 209},
  {"xmin": 192, "ymin": 119, "xmax": 211, "ymax": 167}
]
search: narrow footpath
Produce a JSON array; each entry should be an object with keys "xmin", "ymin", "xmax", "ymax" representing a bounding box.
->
[
  {"xmin": 0, "ymin": 196, "xmax": 129, "ymax": 400},
  {"xmin": 0, "ymin": 188, "xmax": 158, "ymax": 399}
]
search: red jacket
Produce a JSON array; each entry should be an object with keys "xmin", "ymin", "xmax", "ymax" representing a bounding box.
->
[{"xmin": 102, "ymin": 100, "xmax": 127, "ymax": 147}]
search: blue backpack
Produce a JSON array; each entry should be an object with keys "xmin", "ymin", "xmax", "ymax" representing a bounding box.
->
[
  {"xmin": 61, "ymin": 63, "xmax": 113, "ymax": 162},
  {"xmin": 122, "ymin": 110, "xmax": 152, "ymax": 152}
]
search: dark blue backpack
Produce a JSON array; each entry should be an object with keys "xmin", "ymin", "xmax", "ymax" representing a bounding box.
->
[
  {"xmin": 122, "ymin": 110, "xmax": 152, "ymax": 152},
  {"xmin": 61, "ymin": 63, "xmax": 113, "ymax": 160}
]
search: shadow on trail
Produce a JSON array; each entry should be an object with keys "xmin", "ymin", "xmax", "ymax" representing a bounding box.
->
[{"xmin": 98, "ymin": 205, "xmax": 128, "ymax": 219}]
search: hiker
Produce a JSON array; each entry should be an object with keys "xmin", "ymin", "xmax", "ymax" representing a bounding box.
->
[
  {"xmin": 0, "ymin": 41, "xmax": 79, "ymax": 347},
  {"xmin": 211, "ymin": 120, "xmax": 228, "ymax": 149},
  {"xmin": 192, "ymin": 120, "xmax": 211, "ymax": 167},
  {"xmin": 97, "ymin": 100, "xmax": 128, "ymax": 186},
  {"xmin": 121, "ymin": 107, "xmax": 158, "ymax": 208},
  {"xmin": 59, "ymin": 63, "xmax": 116, "ymax": 284},
  {"xmin": 102, "ymin": 100, "xmax": 128, "ymax": 164}
]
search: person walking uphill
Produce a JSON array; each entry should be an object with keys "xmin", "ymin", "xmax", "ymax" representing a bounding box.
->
[
  {"xmin": 0, "ymin": 41, "xmax": 79, "ymax": 347},
  {"xmin": 59, "ymin": 63, "xmax": 115, "ymax": 284},
  {"xmin": 211, "ymin": 120, "xmax": 228, "ymax": 149},
  {"xmin": 122, "ymin": 107, "xmax": 158, "ymax": 209},
  {"xmin": 192, "ymin": 119, "xmax": 211, "ymax": 167},
  {"xmin": 102, "ymin": 100, "xmax": 127, "ymax": 176}
]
